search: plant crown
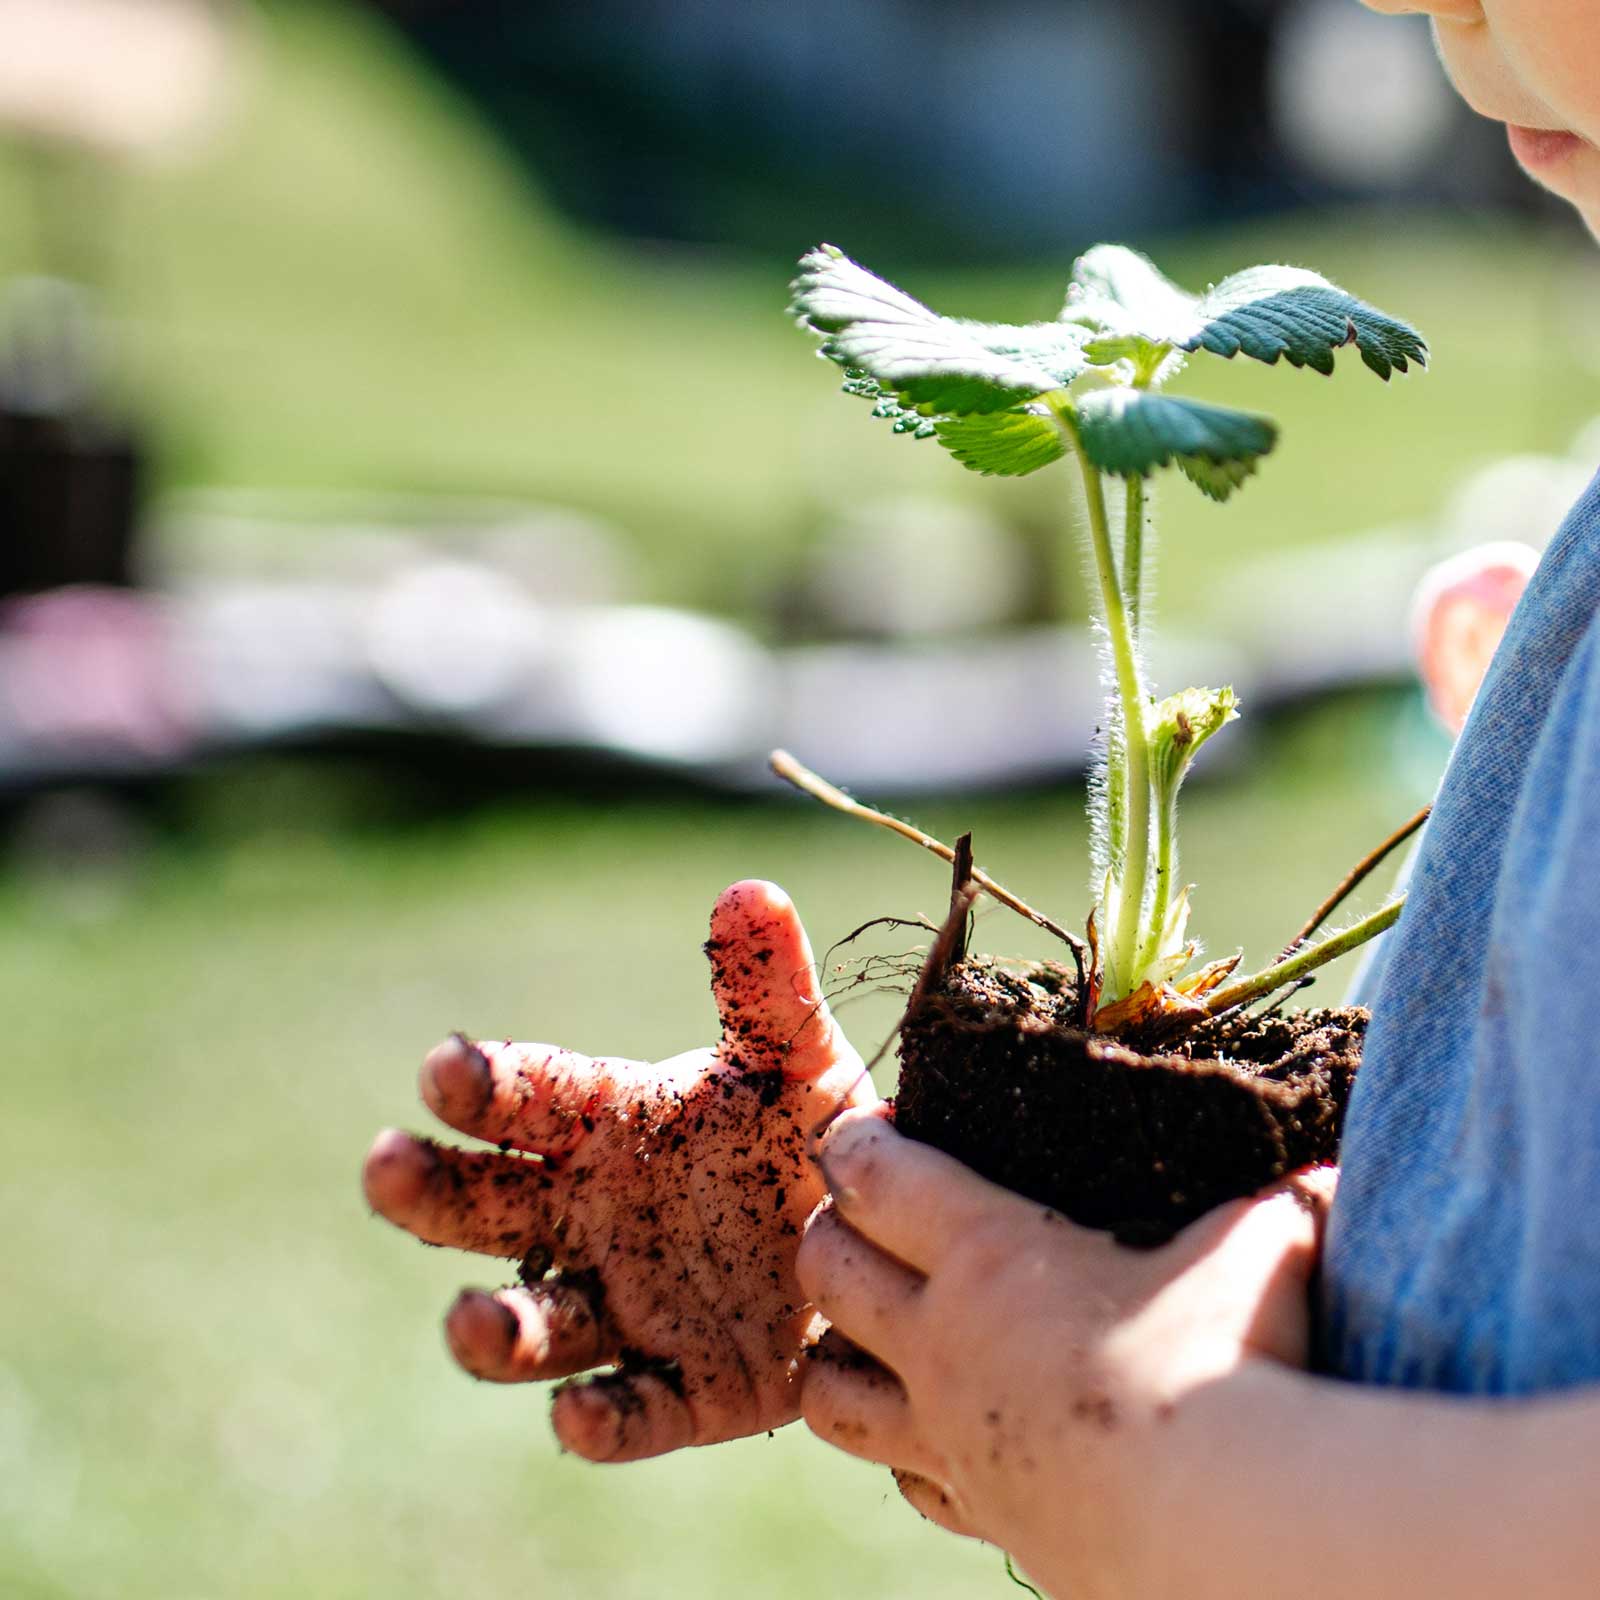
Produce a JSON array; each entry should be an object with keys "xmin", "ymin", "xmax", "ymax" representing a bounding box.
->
[{"xmin": 791, "ymin": 243, "xmax": 1426, "ymax": 1021}]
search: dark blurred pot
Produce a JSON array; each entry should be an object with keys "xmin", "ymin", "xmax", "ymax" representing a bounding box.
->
[{"xmin": 0, "ymin": 405, "xmax": 143, "ymax": 598}]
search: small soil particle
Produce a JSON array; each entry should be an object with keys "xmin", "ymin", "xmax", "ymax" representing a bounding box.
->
[
  {"xmin": 518, "ymin": 1245, "xmax": 553, "ymax": 1286},
  {"xmin": 1071, "ymin": 1393, "xmax": 1119, "ymax": 1430}
]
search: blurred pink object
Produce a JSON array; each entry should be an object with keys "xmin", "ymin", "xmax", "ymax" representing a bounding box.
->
[
  {"xmin": 1412, "ymin": 541, "xmax": 1541, "ymax": 734},
  {"xmin": 0, "ymin": 585, "xmax": 193, "ymax": 757}
]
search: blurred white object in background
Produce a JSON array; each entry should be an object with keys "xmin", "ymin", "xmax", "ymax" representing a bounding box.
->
[
  {"xmin": 0, "ymin": 0, "xmax": 240, "ymax": 159},
  {"xmin": 475, "ymin": 509, "xmax": 630, "ymax": 608},
  {"xmin": 1567, "ymin": 415, "xmax": 1600, "ymax": 470},
  {"xmin": 551, "ymin": 607, "xmax": 774, "ymax": 766},
  {"xmin": 801, "ymin": 497, "xmax": 1029, "ymax": 638},
  {"xmin": 365, "ymin": 560, "xmax": 545, "ymax": 720},
  {"xmin": 1269, "ymin": 0, "xmax": 1455, "ymax": 187},
  {"xmin": 182, "ymin": 581, "xmax": 375, "ymax": 738},
  {"xmin": 1440, "ymin": 453, "xmax": 1595, "ymax": 554}
]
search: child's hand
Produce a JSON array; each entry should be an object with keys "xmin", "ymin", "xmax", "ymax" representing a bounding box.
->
[
  {"xmin": 798, "ymin": 1109, "xmax": 1334, "ymax": 1594},
  {"xmin": 1413, "ymin": 540, "xmax": 1538, "ymax": 733},
  {"xmin": 363, "ymin": 881, "xmax": 873, "ymax": 1462}
]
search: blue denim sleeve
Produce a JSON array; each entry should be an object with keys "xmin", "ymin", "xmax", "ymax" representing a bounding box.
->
[
  {"xmin": 1323, "ymin": 469, "xmax": 1600, "ymax": 1393},
  {"xmin": 1483, "ymin": 616, "xmax": 1600, "ymax": 1389}
]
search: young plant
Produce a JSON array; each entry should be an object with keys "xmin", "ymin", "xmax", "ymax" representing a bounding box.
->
[{"xmin": 790, "ymin": 243, "xmax": 1426, "ymax": 1029}]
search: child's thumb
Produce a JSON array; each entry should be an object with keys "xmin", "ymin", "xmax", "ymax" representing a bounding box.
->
[
  {"xmin": 1412, "ymin": 541, "xmax": 1538, "ymax": 733},
  {"xmin": 706, "ymin": 879, "xmax": 858, "ymax": 1081}
]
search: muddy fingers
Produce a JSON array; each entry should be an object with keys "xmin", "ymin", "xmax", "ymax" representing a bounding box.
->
[
  {"xmin": 801, "ymin": 1330, "xmax": 943, "ymax": 1479},
  {"xmin": 445, "ymin": 1277, "xmax": 615, "ymax": 1384},
  {"xmin": 367, "ymin": 878, "xmax": 878, "ymax": 1457},
  {"xmin": 708, "ymin": 880, "xmax": 857, "ymax": 1082},
  {"xmin": 893, "ymin": 1470, "xmax": 982, "ymax": 1541},
  {"xmin": 362, "ymin": 1131, "xmax": 569, "ymax": 1259},
  {"xmin": 551, "ymin": 1370, "xmax": 696, "ymax": 1463},
  {"xmin": 508, "ymin": 1276, "xmax": 612, "ymax": 1374},
  {"xmin": 420, "ymin": 1035, "xmax": 627, "ymax": 1159}
]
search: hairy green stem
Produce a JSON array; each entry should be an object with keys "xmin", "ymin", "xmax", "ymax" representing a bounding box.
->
[
  {"xmin": 1203, "ymin": 898, "xmax": 1404, "ymax": 1016},
  {"xmin": 1126, "ymin": 470, "xmax": 1162, "ymax": 973},
  {"xmin": 1053, "ymin": 398, "xmax": 1151, "ymax": 1001},
  {"xmin": 1139, "ymin": 782, "xmax": 1179, "ymax": 977},
  {"xmin": 1124, "ymin": 473, "xmax": 1146, "ymax": 636}
]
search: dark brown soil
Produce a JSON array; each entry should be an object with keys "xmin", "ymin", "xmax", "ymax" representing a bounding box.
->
[{"xmin": 895, "ymin": 958, "xmax": 1365, "ymax": 1245}]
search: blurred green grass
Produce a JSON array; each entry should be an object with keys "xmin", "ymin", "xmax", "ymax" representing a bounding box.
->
[
  {"xmin": 0, "ymin": 1, "xmax": 1596, "ymax": 615},
  {"xmin": 0, "ymin": 692, "xmax": 1437, "ymax": 1600}
]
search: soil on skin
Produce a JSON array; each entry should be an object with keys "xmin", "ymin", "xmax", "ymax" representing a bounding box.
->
[{"xmin": 895, "ymin": 958, "xmax": 1365, "ymax": 1245}]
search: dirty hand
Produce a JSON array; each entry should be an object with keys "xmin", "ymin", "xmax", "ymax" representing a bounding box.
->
[
  {"xmin": 798, "ymin": 1108, "xmax": 1334, "ymax": 1597},
  {"xmin": 364, "ymin": 880, "xmax": 873, "ymax": 1462}
]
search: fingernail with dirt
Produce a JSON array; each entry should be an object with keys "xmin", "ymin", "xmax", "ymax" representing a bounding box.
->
[
  {"xmin": 423, "ymin": 1034, "xmax": 491, "ymax": 1117},
  {"xmin": 556, "ymin": 1381, "xmax": 623, "ymax": 1461},
  {"xmin": 445, "ymin": 1289, "xmax": 518, "ymax": 1370},
  {"xmin": 815, "ymin": 1116, "xmax": 878, "ymax": 1202},
  {"xmin": 363, "ymin": 1129, "xmax": 440, "ymax": 1211}
]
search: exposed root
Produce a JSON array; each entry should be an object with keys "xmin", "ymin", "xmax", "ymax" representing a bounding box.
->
[
  {"xmin": 770, "ymin": 749, "xmax": 1086, "ymax": 983},
  {"xmin": 822, "ymin": 915, "xmax": 938, "ymax": 973}
]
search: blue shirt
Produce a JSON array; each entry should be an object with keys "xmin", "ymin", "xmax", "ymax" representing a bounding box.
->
[{"xmin": 1321, "ymin": 465, "xmax": 1600, "ymax": 1394}]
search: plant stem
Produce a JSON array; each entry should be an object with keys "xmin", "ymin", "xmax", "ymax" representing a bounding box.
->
[
  {"xmin": 1124, "ymin": 474, "xmax": 1146, "ymax": 635},
  {"xmin": 1004, "ymin": 1553, "xmax": 1046, "ymax": 1600},
  {"xmin": 768, "ymin": 749, "xmax": 1088, "ymax": 973},
  {"xmin": 1121, "ymin": 473, "xmax": 1156, "ymax": 968},
  {"xmin": 1139, "ymin": 782, "xmax": 1179, "ymax": 977},
  {"xmin": 1202, "ymin": 898, "xmax": 1404, "ymax": 1016},
  {"xmin": 1053, "ymin": 401, "xmax": 1151, "ymax": 1000}
]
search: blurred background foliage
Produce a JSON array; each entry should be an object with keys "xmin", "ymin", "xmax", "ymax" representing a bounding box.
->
[
  {"xmin": 1, "ymin": 1, "xmax": 1596, "ymax": 1596},
  {"xmin": 0, "ymin": 0, "xmax": 1595, "ymax": 609}
]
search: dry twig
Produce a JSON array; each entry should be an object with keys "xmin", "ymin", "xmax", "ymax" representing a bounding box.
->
[
  {"xmin": 770, "ymin": 749, "xmax": 1087, "ymax": 983},
  {"xmin": 1280, "ymin": 803, "xmax": 1430, "ymax": 960}
]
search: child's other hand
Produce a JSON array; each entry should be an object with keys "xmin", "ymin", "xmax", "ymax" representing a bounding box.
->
[
  {"xmin": 798, "ymin": 1110, "xmax": 1334, "ymax": 1595},
  {"xmin": 363, "ymin": 881, "xmax": 873, "ymax": 1462},
  {"xmin": 1413, "ymin": 540, "xmax": 1538, "ymax": 733}
]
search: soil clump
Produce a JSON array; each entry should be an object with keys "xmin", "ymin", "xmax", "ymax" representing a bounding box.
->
[{"xmin": 895, "ymin": 957, "xmax": 1364, "ymax": 1246}]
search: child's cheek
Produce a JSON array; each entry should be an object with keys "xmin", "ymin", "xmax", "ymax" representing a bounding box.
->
[{"xmin": 1494, "ymin": 0, "xmax": 1600, "ymax": 140}]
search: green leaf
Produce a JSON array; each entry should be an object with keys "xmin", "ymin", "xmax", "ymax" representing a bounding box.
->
[
  {"xmin": 835, "ymin": 366, "xmax": 942, "ymax": 443},
  {"xmin": 837, "ymin": 368, "xmax": 1064, "ymax": 475},
  {"xmin": 1186, "ymin": 267, "xmax": 1428, "ymax": 379},
  {"xmin": 934, "ymin": 407, "xmax": 1066, "ymax": 477},
  {"xmin": 1146, "ymin": 685, "xmax": 1240, "ymax": 794},
  {"xmin": 1068, "ymin": 244, "xmax": 1196, "ymax": 325},
  {"xmin": 791, "ymin": 244, "xmax": 1090, "ymax": 416},
  {"xmin": 1174, "ymin": 454, "xmax": 1258, "ymax": 502},
  {"xmin": 1074, "ymin": 390, "xmax": 1277, "ymax": 497},
  {"xmin": 1061, "ymin": 246, "xmax": 1428, "ymax": 381}
]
